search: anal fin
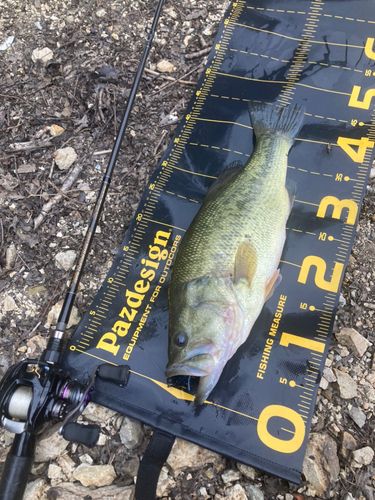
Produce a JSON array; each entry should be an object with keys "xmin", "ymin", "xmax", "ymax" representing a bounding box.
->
[
  {"xmin": 286, "ymin": 178, "xmax": 297, "ymax": 212},
  {"xmin": 264, "ymin": 269, "xmax": 282, "ymax": 303}
]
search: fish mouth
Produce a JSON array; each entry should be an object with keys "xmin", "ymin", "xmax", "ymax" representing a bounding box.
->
[{"xmin": 165, "ymin": 354, "xmax": 214, "ymax": 379}]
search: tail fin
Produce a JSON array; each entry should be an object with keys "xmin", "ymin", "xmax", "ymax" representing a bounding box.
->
[{"xmin": 248, "ymin": 102, "xmax": 305, "ymax": 144}]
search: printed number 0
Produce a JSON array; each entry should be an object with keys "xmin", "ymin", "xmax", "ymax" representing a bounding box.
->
[{"xmin": 257, "ymin": 405, "xmax": 305, "ymax": 453}]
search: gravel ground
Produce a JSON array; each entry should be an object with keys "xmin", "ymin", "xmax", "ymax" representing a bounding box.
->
[{"xmin": 1, "ymin": 0, "xmax": 375, "ymax": 499}]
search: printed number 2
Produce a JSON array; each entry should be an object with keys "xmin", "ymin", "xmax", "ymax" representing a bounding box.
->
[{"xmin": 298, "ymin": 256, "xmax": 344, "ymax": 292}]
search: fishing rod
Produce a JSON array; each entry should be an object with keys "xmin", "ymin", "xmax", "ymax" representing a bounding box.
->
[{"xmin": 0, "ymin": 1, "xmax": 165, "ymax": 498}]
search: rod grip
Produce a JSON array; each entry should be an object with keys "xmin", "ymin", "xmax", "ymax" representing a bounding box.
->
[{"xmin": 0, "ymin": 432, "xmax": 36, "ymax": 500}]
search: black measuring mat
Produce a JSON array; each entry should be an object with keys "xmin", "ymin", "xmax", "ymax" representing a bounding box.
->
[{"xmin": 61, "ymin": 0, "xmax": 375, "ymax": 482}]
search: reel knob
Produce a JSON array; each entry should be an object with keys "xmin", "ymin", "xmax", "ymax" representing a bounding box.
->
[{"xmin": 61, "ymin": 422, "xmax": 100, "ymax": 448}]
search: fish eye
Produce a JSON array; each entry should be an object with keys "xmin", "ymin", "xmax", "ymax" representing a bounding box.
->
[{"xmin": 175, "ymin": 334, "xmax": 187, "ymax": 347}]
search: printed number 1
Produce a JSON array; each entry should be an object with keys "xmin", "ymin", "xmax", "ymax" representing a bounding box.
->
[{"xmin": 280, "ymin": 332, "xmax": 325, "ymax": 353}]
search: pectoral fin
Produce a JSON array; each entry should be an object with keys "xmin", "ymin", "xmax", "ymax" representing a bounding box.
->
[
  {"xmin": 234, "ymin": 240, "xmax": 257, "ymax": 285},
  {"xmin": 264, "ymin": 269, "xmax": 282, "ymax": 303}
]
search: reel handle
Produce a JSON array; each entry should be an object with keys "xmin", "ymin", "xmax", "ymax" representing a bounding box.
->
[{"xmin": 0, "ymin": 432, "xmax": 36, "ymax": 500}]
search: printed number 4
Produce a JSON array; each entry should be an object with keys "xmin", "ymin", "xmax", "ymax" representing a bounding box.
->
[{"xmin": 337, "ymin": 137, "xmax": 374, "ymax": 163}]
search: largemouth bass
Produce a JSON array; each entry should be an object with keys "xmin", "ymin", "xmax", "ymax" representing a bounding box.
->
[{"xmin": 166, "ymin": 102, "xmax": 305, "ymax": 405}]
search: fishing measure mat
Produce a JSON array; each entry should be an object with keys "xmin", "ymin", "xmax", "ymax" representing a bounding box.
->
[{"xmin": 61, "ymin": 0, "xmax": 375, "ymax": 482}]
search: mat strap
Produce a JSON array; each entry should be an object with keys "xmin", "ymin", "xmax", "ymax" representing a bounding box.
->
[{"xmin": 135, "ymin": 429, "xmax": 175, "ymax": 500}]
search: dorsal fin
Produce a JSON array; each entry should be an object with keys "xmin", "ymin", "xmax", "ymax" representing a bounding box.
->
[
  {"xmin": 234, "ymin": 240, "xmax": 257, "ymax": 285},
  {"xmin": 206, "ymin": 161, "xmax": 243, "ymax": 199}
]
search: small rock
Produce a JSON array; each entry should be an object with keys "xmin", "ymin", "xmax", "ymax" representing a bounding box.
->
[
  {"xmin": 348, "ymin": 407, "xmax": 366, "ymax": 428},
  {"xmin": 302, "ymin": 433, "xmax": 339, "ymax": 498},
  {"xmin": 0, "ymin": 35, "xmax": 14, "ymax": 51},
  {"xmin": 323, "ymin": 367, "xmax": 336, "ymax": 383},
  {"xmin": 32, "ymin": 47, "xmax": 53, "ymax": 65},
  {"xmin": 156, "ymin": 467, "xmax": 176, "ymax": 497},
  {"xmin": 341, "ymin": 431, "xmax": 357, "ymax": 459},
  {"xmin": 35, "ymin": 424, "xmax": 69, "ymax": 462},
  {"xmin": 73, "ymin": 464, "xmax": 117, "ymax": 487},
  {"xmin": 339, "ymin": 294, "xmax": 346, "ymax": 307},
  {"xmin": 49, "ymin": 124, "xmax": 65, "ymax": 137},
  {"xmin": 27, "ymin": 335, "xmax": 47, "ymax": 356},
  {"xmin": 45, "ymin": 483, "xmax": 134, "ymax": 500},
  {"xmin": 351, "ymin": 446, "xmax": 374, "ymax": 467},
  {"xmin": 79, "ymin": 453, "xmax": 94, "ymax": 465},
  {"xmin": 370, "ymin": 166, "xmax": 375, "ymax": 179},
  {"xmin": 236, "ymin": 462, "xmax": 257, "ymax": 480},
  {"xmin": 115, "ymin": 456, "xmax": 139, "ymax": 480},
  {"xmin": 62, "ymin": 106, "xmax": 72, "ymax": 118},
  {"xmin": 24, "ymin": 478, "xmax": 47, "ymax": 500},
  {"xmin": 58, "ymin": 455, "xmax": 76, "ymax": 480},
  {"xmin": 31, "ymin": 462, "xmax": 47, "ymax": 476},
  {"xmin": 3, "ymin": 295, "xmax": 17, "ymax": 312},
  {"xmin": 285, "ymin": 494, "xmax": 294, "ymax": 500},
  {"xmin": 167, "ymin": 438, "xmax": 225, "ymax": 475},
  {"xmin": 55, "ymin": 250, "xmax": 77, "ymax": 271},
  {"xmin": 319, "ymin": 376, "xmax": 329, "ymax": 390},
  {"xmin": 47, "ymin": 299, "xmax": 80, "ymax": 329},
  {"xmin": 54, "ymin": 147, "xmax": 77, "ymax": 170},
  {"xmin": 165, "ymin": 7, "xmax": 178, "ymax": 19},
  {"xmin": 5, "ymin": 243, "xmax": 17, "ymax": 269},
  {"xmin": 343, "ymin": 494, "xmax": 355, "ymax": 500},
  {"xmin": 336, "ymin": 327, "xmax": 371, "ymax": 357},
  {"xmin": 225, "ymin": 484, "xmax": 247, "ymax": 500},
  {"xmin": 334, "ymin": 369, "xmax": 357, "ymax": 399},
  {"xmin": 119, "ymin": 416, "xmax": 144, "ymax": 450},
  {"xmin": 366, "ymin": 371, "xmax": 375, "ymax": 388},
  {"xmin": 222, "ymin": 469, "xmax": 241, "ymax": 483},
  {"xmin": 244, "ymin": 484, "xmax": 264, "ymax": 500},
  {"xmin": 82, "ymin": 402, "xmax": 117, "ymax": 423},
  {"xmin": 48, "ymin": 463, "xmax": 64, "ymax": 481},
  {"xmin": 96, "ymin": 8, "xmax": 106, "ymax": 17},
  {"xmin": 363, "ymin": 383, "xmax": 375, "ymax": 403},
  {"xmin": 156, "ymin": 60, "xmax": 175, "ymax": 73}
]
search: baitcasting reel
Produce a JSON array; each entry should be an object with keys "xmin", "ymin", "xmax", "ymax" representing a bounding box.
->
[{"xmin": 0, "ymin": 353, "xmax": 129, "ymax": 500}]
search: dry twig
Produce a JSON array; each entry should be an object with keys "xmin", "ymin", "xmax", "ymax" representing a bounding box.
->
[
  {"xmin": 34, "ymin": 164, "xmax": 82, "ymax": 229},
  {"xmin": 6, "ymin": 138, "xmax": 53, "ymax": 153},
  {"xmin": 144, "ymin": 68, "xmax": 197, "ymax": 86},
  {"xmin": 151, "ymin": 61, "xmax": 204, "ymax": 96},
  {"xmin": 185, "ymin": 47, "xmax": 211, "ymax": 60}
]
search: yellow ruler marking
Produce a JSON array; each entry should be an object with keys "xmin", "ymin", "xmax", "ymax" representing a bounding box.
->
[
  {"xmin": 129, "ymin": 370, "xmax": 259, "ymax": 420},
  {"xmin": 280, "ymin": 260, "xmax": 302, "ymax": 268},
  {"xmin": 195, "ymin": 116, "xmax": 253, "ymax": 130},
  {"xmin": 171, "ymin": 164, "xmax": 218, "ymax": 179},
  {"xmin": 217, "ymin": 71, "xmax": 351, "ymax": 97},
  {"xmin": 233, "ymin": 22, "xmax": 364, "ymax": 49},
  {"xmin": 143, "ymin": 218, "xmax": 186, "ymax": 232}
]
